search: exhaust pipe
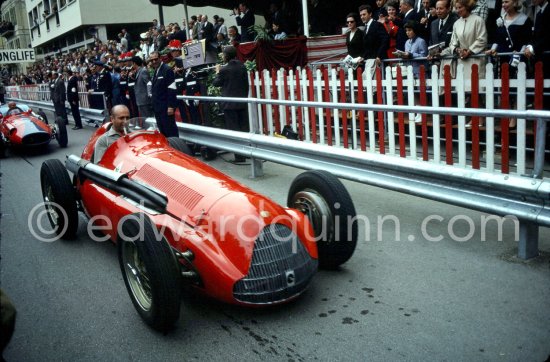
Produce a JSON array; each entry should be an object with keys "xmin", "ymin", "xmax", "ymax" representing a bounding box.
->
[{"xmin": 66, "ymin": 154, "xmax": 168, "ymax": 213}]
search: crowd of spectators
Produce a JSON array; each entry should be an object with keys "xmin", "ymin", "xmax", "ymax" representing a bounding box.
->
[{"xmin": 1, "ymin": 0, "xmax": 548, "ymax": 88}]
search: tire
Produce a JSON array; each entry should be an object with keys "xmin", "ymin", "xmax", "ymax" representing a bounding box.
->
[
  {"xmin": 167, "ymin": 137, "xmax": 192, "ymax": 156},
  {"xmin": 40, "ymin": 159, "xmax": 79, "ymax": 239},
  {"xmin": 118, "ymin": 213, "xmax": 182, "ymax": 332},
  {"xmin": 55, "ymin": 117, "xmax": 68, "ymax": 148},
  {"xmin": 36, "ymin": 110, "xmax": 48, "ymax": 124},
  {"xmin": 287, "ymin": 170, "xmax": 357, "ymax": 269},
  {"xmin": 0, "ymin": 137, "xmax": 6, "ymax": 158},
  {"xmin": 200, "ymin": 146, "xmax": 217, "ymax": 160}
]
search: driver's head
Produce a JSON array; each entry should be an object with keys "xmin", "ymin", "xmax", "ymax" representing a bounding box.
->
[
  {"xmin": 110, "ymin": 105, "xmax": 130, "ymax": 134},
  {"xmin": 7, "ymin": 101, "xmax": 16, "ymax": 109}
]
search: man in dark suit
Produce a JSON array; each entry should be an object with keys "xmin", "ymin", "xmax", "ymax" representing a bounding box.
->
[
  {"xmin": 396, "ymin": 0, "xmax": 419, "ymax": 51},
  {"xmin": 67, "ymin": 67, "xmax": 83, "ymax": 129},
  {"xmin": 50, "ymin": 70, "xmax": 68, "ymax": 124},
  {"xmin": 199, "ymin": 15, "xmax": 215, "ymax": 43},
  {"xmin": 525, "ymin": 0, "xmax": 550, "ymax": 108},
  {"xmin": 430, "ymin": 0, "xmax": 458, "ymax": 48},
  {"xmin": 149, "ymin": 51, "xmax": 179, "ymax": 138},
  {"xmin": 169, "ymin": 25, "xmax": 187, "ymax": 43},
  {"xmin": 213, "ymin": 45, "xmax": 249, "ymax": 162},
  {"xmin": 359, "ymin": 5, "xmax": 389, "ymax": 64},
  {"xmin": 233, "ymin": 2, "xmax": 256, "ymax": 42}
]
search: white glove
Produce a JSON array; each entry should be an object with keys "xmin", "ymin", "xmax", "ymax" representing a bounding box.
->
[{"xmin": 194, "ymin": 100, "xmax": 199, "ymax": 106}]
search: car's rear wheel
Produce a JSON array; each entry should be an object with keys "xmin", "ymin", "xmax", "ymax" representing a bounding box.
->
[
  {"xmin": 40, "ymin": 159, "xmax": 79, "ymax": 239},
  {"xmin": 118, "ymin": 213, "xmax": 182, "ymax": 332},
  {"xmin": 287, "ymin": 170, "xmax": 358, "ymax": 269},
  {"xmin": 167, "ymin": 137, "xmax": 192, "ymax": 156},
  {"xmin": 55, "ymin": 117, "xmax": 68, "ymax": 148},
  {"xmin": 36, "ymin": 110, "xmax": 48, "ymax": 124},
  {"xmin": 0, "ymin": 137, "xmax": 6, "ymax": 158}
]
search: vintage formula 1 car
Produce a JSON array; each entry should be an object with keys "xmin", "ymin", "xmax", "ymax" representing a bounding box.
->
[
  {"xmin": 39, "ymin": 120, "xmax": 357, "ymax": 332},
  {"xmin": 0, "ymin": 102, "xmax": 67, "ymax": 157}
]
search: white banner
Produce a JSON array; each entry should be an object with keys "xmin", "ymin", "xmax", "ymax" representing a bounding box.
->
[{"xmin": 0, "ymin": 49, "xmax": 36, "ymax": 64}]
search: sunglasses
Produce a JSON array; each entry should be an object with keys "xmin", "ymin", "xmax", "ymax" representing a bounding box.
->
[
  {"xmin": 347, "ymin": 20, "xmax": 355, "ymax": 23},
  {"xmin": 149, "ymin": 58, "xmax": 159, "ymax": 61}
]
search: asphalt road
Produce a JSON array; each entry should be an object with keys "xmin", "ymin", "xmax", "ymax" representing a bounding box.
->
[{"xmin": 1, "ymin": 112, "xmax": 549, "ymax": 361}]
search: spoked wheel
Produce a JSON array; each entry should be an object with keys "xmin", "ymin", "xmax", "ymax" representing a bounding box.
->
[
  {"xmin": 55, "ymin": 117, "xmax": 68, "ymax": 148},
  {"xmin": 288, "ymin": 170, "xmax": 357, "ymax": 269},
  {"xmin": 167, "ymin": 137, "xmax": 192, "ymax": 156},
  {"xmin": 40, "ymin": 159, "xmax": 79, "ymax": 239},
  {"xmin": 119, "ymin": 213, "xmax": 182, "ymax": 332}
]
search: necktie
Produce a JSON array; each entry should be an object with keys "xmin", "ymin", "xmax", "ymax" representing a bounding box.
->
[
  {"xmin": 536, "ymin": 8, "xmax": 542, "ymax": 27},
  {"xmin": 439, "ymin": 20, "xmax": 444, "ymax": 31}
]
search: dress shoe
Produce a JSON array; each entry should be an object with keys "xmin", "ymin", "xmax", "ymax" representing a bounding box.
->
[{"xmin": 72, "ymin": 126, "xmax": 82, "ymax": 130}]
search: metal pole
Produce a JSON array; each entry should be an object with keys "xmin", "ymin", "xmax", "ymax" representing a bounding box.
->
[
  {"xmin": 302, "ymin": 0, "xmax": 310, "ymax": 37},
  {"xmin": 158, "ymin": 5, "xmax": 164, "ymax": 27},
  {"xmin": 532, "ymin": 118, "xmax": 547, "ymax": 179},
  {"xmin": 183, "ymin": 0, "xmax": 190, "ymax": 41},
  {"xmin": 249, "ymin": 100, "xmax": 264, "ymax": 178}
]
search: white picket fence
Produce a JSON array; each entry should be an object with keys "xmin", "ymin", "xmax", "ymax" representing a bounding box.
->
[{"xmin": 247, "ymin": 61, "xmax": 548, "ymax": 177}]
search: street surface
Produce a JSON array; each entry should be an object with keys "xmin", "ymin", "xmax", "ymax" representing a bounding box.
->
[{"xmin": 1, "ymin": 111, "xmax": 549, "ymax": 361}]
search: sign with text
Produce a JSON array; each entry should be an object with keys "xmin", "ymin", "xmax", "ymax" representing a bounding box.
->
[
  {"xmin": 181, "ymin": 40, "xmax": 217, "ymax": 69},
  {"xmin": 0, "ymin": 49, "xmax": 36, "ymax": 64}
]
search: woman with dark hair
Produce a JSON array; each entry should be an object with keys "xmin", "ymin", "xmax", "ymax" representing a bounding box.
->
[
  {"xmin": 400, "ymin": 20, "xmax": 428, "ymax": 78},
  {"xmin": 345, "ymin": 13, "xmax": 365, "ymax": 60}
]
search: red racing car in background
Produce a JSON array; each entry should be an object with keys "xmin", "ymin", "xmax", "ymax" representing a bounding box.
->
[
  {"xmin": 0, "ymin": 102, "xmax": 67, "ymax": 157},
  {"xmin": 40, "ymin": 119, "xmax": 358, "ymax": 332}
]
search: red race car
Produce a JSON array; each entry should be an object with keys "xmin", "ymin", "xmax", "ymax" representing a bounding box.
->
[
  {"xmin": 39, "ymin": 120, "xmax": 357, "ymax": 332},
  {"xmin": 0, "ymin": 102, "xmax": 67, "ymax": 157}
]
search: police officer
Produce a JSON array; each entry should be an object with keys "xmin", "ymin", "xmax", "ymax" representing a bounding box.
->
[
  {"xmin": 185, "ymin": 68, "xmax": 202, "ymax": 125},
  {"xmin": 168, "ymin": 39, "xmax": 190, "ymax": 123},
  {"xmin": 88, "ymin": 60, "xmax": 113, "ymax": 112}
]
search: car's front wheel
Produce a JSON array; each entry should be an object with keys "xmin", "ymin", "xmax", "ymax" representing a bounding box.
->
[
  {"xmin": 118, "ymin": 213, "xmax": 182, "ymax": 332},
  {"xmin": 288, "ymin": 170, "xmax": 358, "ymax": 269},
  {"xmin": 40, "ymin": 159, "xmax": 79, "ymax": 239}
]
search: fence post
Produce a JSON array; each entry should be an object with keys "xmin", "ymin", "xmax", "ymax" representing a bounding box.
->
[
  {"xmin": 518, "ymin": 222, "xmax": 539, "ymax": 259},
  {"xmin": 249, "ymin": 98, "xmax": 264, "ymax": 178}
]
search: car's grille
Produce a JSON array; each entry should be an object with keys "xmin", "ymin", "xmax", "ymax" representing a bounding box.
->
[
  {"xmin": 233, "ymin": 223, "xmax": 318, "ymax": 304},
  {"xmin": 22, "ymin": 132, "xmax": 50, "ymax": 145}
]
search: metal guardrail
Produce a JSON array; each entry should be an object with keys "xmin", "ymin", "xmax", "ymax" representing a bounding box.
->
[
  {"xmin": 179, "ymin": 94, "xmax": 550, "ymax": 260},
  {"xmin": 5, "ymin": 97, "xmax": 107, "ymax": 127}
]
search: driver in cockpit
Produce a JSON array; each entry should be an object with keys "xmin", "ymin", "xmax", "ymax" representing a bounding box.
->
[
  {"xmin": 6, "ymin": 102, "xmax": 22, "ymax": 115},
  {"xmin": 93, "ymin": 104, "xmax": 131, "ymax": 162}
]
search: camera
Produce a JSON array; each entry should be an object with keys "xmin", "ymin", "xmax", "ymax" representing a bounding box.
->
[{"xmin": 510, "ymin": 53, "xmax": 520, "ymax": 68}]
